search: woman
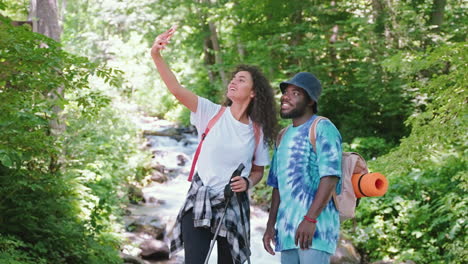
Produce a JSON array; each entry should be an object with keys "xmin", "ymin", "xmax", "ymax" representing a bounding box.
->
[{"xmin": 151, "ymin": 26, "xmax": 277, "ymax": 264}]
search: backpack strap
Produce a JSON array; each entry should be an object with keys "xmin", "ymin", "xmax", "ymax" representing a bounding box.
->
[
  {"xmin": 308, "ymin": 116, "xmax": 329, "ymax": 152},
  {"xmin": 188, "ymin": 107, "xmax": 226, "ymax": 181},
  {"xmin": 308, "ymin": 116, "xmax": 340, "ymax": 211},
  {"xmin": 277, "ymin": 116, "xmax": 327, "ymax": 150},
  {"xmin": 276, "ymin": 126, "xmax": 290, "ymax": 148}
]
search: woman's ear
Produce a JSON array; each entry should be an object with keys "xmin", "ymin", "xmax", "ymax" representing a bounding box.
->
[{"xmin": 250, "ymin": 90, "xmax": 256, "ymax": 98}]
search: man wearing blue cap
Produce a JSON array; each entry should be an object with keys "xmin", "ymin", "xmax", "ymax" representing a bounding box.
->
[{"xmin": 262, "ymin": 72, "xmax": 343, "ymax": 263}]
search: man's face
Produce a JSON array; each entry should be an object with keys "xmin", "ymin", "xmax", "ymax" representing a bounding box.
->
[{"xmin": 280, "ymin": 85, "xmax": 311, "ymax": 119}]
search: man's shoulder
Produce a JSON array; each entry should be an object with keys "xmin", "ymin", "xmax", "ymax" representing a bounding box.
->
[{"xmin": 315, "ymin": 117, "xmax": 341, "ymax": 135}]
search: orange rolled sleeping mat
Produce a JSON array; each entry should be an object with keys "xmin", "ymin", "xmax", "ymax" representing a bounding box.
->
[{"xmin": 352, "ymin": 173, "xmax": 388, "ymax": 198}]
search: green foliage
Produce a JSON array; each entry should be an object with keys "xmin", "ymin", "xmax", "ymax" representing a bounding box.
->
[
  {"xmin": 351, "ymin": 43, "xmax": 467, "ymax": 263},
  {"xmin": 0, "ymin": 235, "xmax": 42, "ymax": 264},
  {"xmin": 354, "ymin": 158, "xmax": 467, "ymax": 263},
  {"xmin": 344, "ymin": 137, "xmax": 395, "ymax": 161},
  {"xmin": 62, "ymin": 0, "xmax": 192, "ymax": 124},
  {"xmin": 61, "ymin": 101, "xmax": 152, "ymax": 234},
  {"xmin": 0, "ymin": 14, "xmax": 149, "ymax": 264},
  {"xmin": 2, "ymin": 0, "xmax": 466, "ymax": 263},
  {"xmin": 0, "ymin": 0, "xmax": 28, "ymax": 20},
  {"xmin": 0, "ymin": 167, "xmax": 122, "ymax": 264},
  {"xmin": 59, "ymin": 0, "xmax": 466, "ymax": 145}
]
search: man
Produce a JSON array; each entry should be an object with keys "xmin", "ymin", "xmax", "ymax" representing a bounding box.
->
[{"xmin": 263, "ymin": 72, "xmax": 342, "ymax": 263}]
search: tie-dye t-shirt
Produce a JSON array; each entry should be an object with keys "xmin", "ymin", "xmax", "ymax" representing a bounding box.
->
[{"xmin": 267, "ymin": 115, "xmax": 342, "ymax": 254}]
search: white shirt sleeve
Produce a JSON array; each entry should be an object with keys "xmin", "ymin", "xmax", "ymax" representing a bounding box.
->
[
  {"xmin": 190, "ymin": 96, "xmax": 221, "ymax": 140},
  {"xmin": 253, "ymin": 131, "xmax": 270, "ymax": 166}
]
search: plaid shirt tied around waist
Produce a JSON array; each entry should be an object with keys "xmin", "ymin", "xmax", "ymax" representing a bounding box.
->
[{"xmin": 167, "ymin": 173, "xmax": 251, "ymax": 263}]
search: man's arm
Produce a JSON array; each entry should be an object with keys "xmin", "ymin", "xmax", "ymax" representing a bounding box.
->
[
  {"xmin": 295, "ymin": 176, "xmax": 338, "ymax": 249},
  {"xmin": 263, "ymin": 188, "xmax": 280, "ymax": 255}
]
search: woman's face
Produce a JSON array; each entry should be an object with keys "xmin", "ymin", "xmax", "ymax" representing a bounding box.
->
[{"xmin": 227, "ymin": 71, "xmax": 255, "ymax": 103}]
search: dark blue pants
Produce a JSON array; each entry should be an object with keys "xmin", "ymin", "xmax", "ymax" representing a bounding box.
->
[{"xmin": 181, "ymin": 210, "xmax": 234, "ymax": 264}]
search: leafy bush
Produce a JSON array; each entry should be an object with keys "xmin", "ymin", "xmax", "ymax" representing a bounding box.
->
[
  {"xmin": 353, "ymin": 157, "xmax": 466, "ymax": 263},
  {"xmin": 344, "ymin": 136, "xmax": 395, "ymax": 161},
  {"xmin": 61, "ymin": 100, "xmax": 152, "ymax": 235},
  {"xmin": 0, "ymin": 235, "xmax": 42, "ymax": 264},
  {"xmin": 0, "ymin": 14, "xmax": 149, "ymax": 264},
  {"xmin": 349, "ymin": 43, "xmax": 467, "ymax": 263}
]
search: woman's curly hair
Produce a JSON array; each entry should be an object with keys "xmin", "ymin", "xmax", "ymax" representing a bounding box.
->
[{"xmin": 223, "ymin": 65, "xmax": 278, "ymax": 147}]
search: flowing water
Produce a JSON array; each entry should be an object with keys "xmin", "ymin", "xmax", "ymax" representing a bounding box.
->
[{"xmin": 128, "ymin": 118, "xmax": 281, "ymax": 264}]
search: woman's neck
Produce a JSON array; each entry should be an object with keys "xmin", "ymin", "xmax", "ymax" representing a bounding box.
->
[{"xmin": 230, "ymin": 101, "xmax": 250, "ymax": 124}]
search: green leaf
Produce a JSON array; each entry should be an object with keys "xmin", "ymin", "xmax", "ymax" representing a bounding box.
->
[{"xmin": 0, "ymin": 153, "xmax": 12, "ymax": 167}]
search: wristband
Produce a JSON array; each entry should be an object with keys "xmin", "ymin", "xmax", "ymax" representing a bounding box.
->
[{"xmin": 304, "ymin": 216, "xmax": 318, "ymax": 224}]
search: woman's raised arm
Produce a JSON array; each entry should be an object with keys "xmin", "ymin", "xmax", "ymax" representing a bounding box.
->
[{"xmin": 151, "ymin": 26, "xmax": 198, "ymax": 112}]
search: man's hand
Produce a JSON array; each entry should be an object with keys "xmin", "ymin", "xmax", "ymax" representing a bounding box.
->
[
  {"xmin": 295, "ymin": 220, "xmax": 316, "ymax": 249},
  {"xmin": 263, "ymin": 225, "xmax": 276, "ymax": 255}
]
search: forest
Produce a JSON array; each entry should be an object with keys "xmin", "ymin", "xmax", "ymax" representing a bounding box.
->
[{"xmin": 0, "ymin": 0, "xmax": 466, "ymax": 263}]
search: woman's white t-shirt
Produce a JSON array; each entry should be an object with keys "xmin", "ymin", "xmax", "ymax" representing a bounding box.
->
[{"xmin": 190, "ymin": 97, "xmax": 270, "ymax": 194}]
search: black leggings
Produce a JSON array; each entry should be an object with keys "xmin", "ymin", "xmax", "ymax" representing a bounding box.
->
[{"xmin": 181, "ymin": 209, "xmax": 234, "ymax": 264}]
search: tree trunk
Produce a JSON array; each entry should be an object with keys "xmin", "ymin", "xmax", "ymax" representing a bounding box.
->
[
  {"xmin": 28, "ymin": 0, "xmax": 38, "ymax": 32},
  {"xmin": 29, "ymin": 0, "xmax": 61, "ymax": 41},
  {"xmin": 237, "ymin": 42, "xmax": 246, "ymax": 61},
  {"xmin": 29, "ymin": 0, "xmax": 64, "ymax": 172},
  {"xmin": 381, "ymin": 0, "xmax": 399, "ymax": 48},
  {"xmin": 30, "ymin": 0, "xmax": 64, "ymax": 135},
  {"xmin": 289, "ymin": 9, "xmax": 303, "ymax": 68},
  {"xmin": 328, "ymin": 2, "xmax": 339, "ymax": 84},
  {"xmin": 194, "ymin": 0, "xmax": 228, "ymax": 91},
  {"xmin": 199, "ymin": 0, "xmax": 227, "ymax": 89},
  {"xmin": 203, "ymin": 33, "xmax": 216, "ymax": 83},
  {"xmin": 424, "ymin": 0, "xmax": 446, "ymax": 47},
  {"xmin": 208, "ymin": 21, "xmax": 228, "ymax": 88},
  {"xmin": 429, "ymin": 0, "xmax": 446, "ymax": 32},
  {"xmin": 328, "ymin": 24, "xmax": 339, "ymax": 84},
  {"xmin": 372, "ymin": 0, "xmax": 385, "ymax": 34}
]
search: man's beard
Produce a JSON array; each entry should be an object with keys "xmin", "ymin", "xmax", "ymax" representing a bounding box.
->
[{"xmin": 280, "ymin": 101, "xmax": 308, "ymax": 119}]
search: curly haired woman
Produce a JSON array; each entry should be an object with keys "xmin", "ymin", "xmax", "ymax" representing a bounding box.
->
[{"xmin": 151, "ymin": 26, "xmax": 278, "ymax": 264}]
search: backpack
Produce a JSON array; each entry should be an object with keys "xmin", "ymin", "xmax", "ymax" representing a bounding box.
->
[{"xmin": 276, "ymin": 116, "xmax": 388, "ymax": 222}]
